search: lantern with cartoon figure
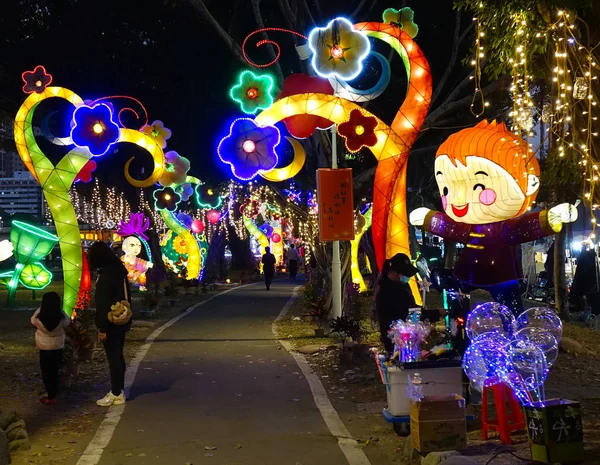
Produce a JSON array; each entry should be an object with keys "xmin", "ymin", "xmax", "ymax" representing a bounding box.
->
[
  {"xmin": 116, "ymin": 213, "xmax": 154, "ymax": 291},
  {"xmin": 410, "ymin": 121, "xmax": 578, "ymax": 315}
]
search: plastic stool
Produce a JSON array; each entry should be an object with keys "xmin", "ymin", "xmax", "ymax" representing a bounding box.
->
[{"xmin": 481, "ymin": 382, "xmax": 526, "ymax": 444}]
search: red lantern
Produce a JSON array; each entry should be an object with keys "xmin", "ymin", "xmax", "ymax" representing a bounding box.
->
[
  {"xmin": 191, "ymin": 219, "xmax": 205, "ymax": 234},
  {"xmin": 272, "ymin": 233, "xmax": 281, "ymax": 243},
  {"xmin": 207, "ymin": 210, "xmax": 220, "ymax": 224}
]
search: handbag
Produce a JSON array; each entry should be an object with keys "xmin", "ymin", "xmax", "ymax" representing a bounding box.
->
[{"xmin": 108, "ymin": 279, "xmax": 132, "ymax": 325}]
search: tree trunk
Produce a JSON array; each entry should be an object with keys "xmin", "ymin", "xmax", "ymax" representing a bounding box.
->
[
  {"xmin": 228, "ymin": 226, "xmax": 256, "ymax": 271},
  {"xmin": 204, "ymin": 229, "xmax": 226, "ymax": 281}
]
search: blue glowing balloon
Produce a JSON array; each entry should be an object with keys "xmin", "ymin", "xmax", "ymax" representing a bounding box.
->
[
  {"xmin": 466, "ymin": 302, "xmax": 516, "ymax": 341},
  {"xmin": 506, "ymin": 339, "xmax": 548, "ymax": 391},
  {"xmin": 516, "ymin": 307, "xmax": 562, "ymax": 343},
  {"xmin": 514, "ymin": 327, "xmax": 559, "ymax": 367},
  {"xmin": 463, "ymin": 337, "xmax": 513, "ymax": 392}
]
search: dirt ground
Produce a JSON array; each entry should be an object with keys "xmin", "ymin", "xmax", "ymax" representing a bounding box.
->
[
  {"xmin": 275, "ymin": 290, "xmax": 600, "ymax": 465},
  {"xmin": 0, "ymin": 285, "xmax": 222, "ymax": 465}
]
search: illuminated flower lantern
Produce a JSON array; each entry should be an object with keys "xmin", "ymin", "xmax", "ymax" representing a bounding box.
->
[
  {"xmin": 21, "ymin": 65, "xmax": 52, "ymax": 94},
  {"xmin": 71, "ymin": 103, "xmax": 120, "ymax": 156},
  {"xmin": 176, "ymin": 183, "xmax": 194, "ymax": 202},
  {"xmin": 308, "ymin": 17, "xmax": 371, "ymax": 80},
  {"xmin": 159, "ymin": 151, "xmax": 191, "ymax": 187},
  {"xmin": 141, "ymin": 120, "xmax": 172, "ymax": 149},
  {"xmin": 116, "ymin": 213, "xmax": 153, "ymax": 291},
  {"xmin": 0, "ymin": 221, "xmax": 58, "ymax": 305},
  {"xmin": 382, "ymin": 7, "xmax": 419, "ymax": 38},
  {"xmin": 338, "ymin": 109, "xmax": 378, "ymax": 152},
  {"xmin": 218, "ymin": 118, "xmax": 280, "ymax": 180},
  {"xmin": 154, "ymin": 187, "xmax": 181, "ymax": 211},
  {"xmin": 409, "ymin": 120, "xmax": 578, "ymax": 314},
  {"xmin": 230, "ymin": 70, "xmax": 274, "ymax": 114},
  {"xmin": 196, "ymin": 184, "xmax": 223, "ymax": 209}
]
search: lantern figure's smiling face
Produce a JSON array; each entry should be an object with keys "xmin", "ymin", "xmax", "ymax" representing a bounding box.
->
[
  {"xmin": 435, "ymin": 155, "xmax": 530, "ymax": 224},
  {"xmin": 434, "ymin": 120, "xmax": 541, "ymax": 225}
]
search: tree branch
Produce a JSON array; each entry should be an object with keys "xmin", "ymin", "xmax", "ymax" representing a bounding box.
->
[
  {"xmin": 250, "ymin": 0, "xmax": 285, "ymax": 83},
  {"xmin": 185, "ymin": 0, "xmax": 246, "ymax": 66},
  {"xmin": 353, "ymin": 145, "xmax": 439, "ymax": 187},
  {"xmin": 350, "ymin": 0, "xmax": 371, "ymax": 20},
  {"xmin": 424, "ymin": 76, "xmax": 509, "ymax": 128}
]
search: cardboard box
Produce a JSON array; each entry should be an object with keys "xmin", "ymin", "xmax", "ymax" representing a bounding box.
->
[
  {"xmin": 524, "ymin": 399, "xmax": 583, "ymax": 464},
  {"xmin": 410, "ymin": 394, "xmax": 467, "ymax": 454}
]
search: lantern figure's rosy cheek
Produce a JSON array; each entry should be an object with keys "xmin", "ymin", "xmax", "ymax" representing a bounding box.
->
[
  {"xmin": 441, "ymin": 196, "xmax": 448, "ymax": 211},
  {"xmin": 479, "ymin": 188, "xmax": 497, "ymax": 206}
]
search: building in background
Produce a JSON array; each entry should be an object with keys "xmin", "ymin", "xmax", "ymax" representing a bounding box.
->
[{"xmin": 0, "ymin": 118, "xmax": 44, "ymax": 218}]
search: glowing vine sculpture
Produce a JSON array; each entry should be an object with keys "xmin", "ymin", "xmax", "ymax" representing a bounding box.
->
[
  {"xmin": 222, "ymin": 11, "xmax": 432, "ymax": 301},
  {"xmin": 14, "ymin": 68, "xmax": 165, "ymax": 316}
]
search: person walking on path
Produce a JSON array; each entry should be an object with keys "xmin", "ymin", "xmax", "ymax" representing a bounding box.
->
[
  {"xmin": 261, "ymin": 246, "xmax": 276, "ymax": 290},
  {"xmin": 31, "ymin": 291, "xmax": 71, "ymax": 405},
  {"xmin": 374, "ymin": 253, "xmax": 418, "ymax": 353},
  {"xmin": 286, "ymin": 243, "xmax": 301, "ymax": 279},
  {"xmin": 89, "ymin": 241, "xmax": 132, "ymax": 407}
]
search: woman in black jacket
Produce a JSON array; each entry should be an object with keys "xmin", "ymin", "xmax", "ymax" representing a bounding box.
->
[
  {"xmin": 375, "ymin": 253, "xmax": 418, "ymax": 353},
  {"xmin": 88, "ymin": 241, "xmax": 132, "ymax": 407}
]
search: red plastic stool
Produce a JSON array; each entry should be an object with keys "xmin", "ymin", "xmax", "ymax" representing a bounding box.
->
[{"xmin": 481, "ymin": 381, "xmax": 526, "ymax": 444}]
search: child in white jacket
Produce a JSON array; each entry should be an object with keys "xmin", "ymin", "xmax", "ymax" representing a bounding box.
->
[{"xmin": 31, "ymin": 292, "xmax": 70, "ymax": 405}]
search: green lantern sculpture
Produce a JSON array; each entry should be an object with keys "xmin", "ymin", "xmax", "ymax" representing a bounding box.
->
[{"xmin": 0, "ymin": 221, "xmax": 58, "ymax": 305}]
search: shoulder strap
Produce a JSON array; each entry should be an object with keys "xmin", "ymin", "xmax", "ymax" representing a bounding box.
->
[{"xmin": 123, "ymin": 279, "xmax": 129, "ymax": 301}]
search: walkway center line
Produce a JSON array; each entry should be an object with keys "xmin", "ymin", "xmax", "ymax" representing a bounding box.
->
[
  {"xmin": 76, "ymin": 283, "xmax": 257, "ymax": 465},
  {"xmin": 273, "ymin": 286, "xmax": 373, "ymax": 465}
]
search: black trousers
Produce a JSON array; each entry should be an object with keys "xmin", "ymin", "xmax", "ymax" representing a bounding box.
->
[
  {"xmin": 264, "ymin": 271, "xmax": 274, "ymax": 288},
  {"xmin": 289, "ymin": 260, "xmax": 298, "ymax": 278},
  {"xmin": 40, "ymin": 349, "xmax": 63, "ymax": 399},
  {"xmin": 103, "ymin": 330, "xmax": 126, "ymax": 396}
]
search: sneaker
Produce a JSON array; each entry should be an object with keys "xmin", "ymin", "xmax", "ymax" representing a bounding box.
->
[
  {"xmin": 40, "ymin": 396, "xmax": 56, "ymax": 405},
  {"xmin": 96, "ymin": 391, "xmax": 126, "ymax": 407}
]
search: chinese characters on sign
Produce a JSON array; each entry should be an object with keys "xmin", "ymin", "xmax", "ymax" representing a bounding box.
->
[{"xmin": 317, "ymin": 168, "xmax": 355, "ymax": 241}]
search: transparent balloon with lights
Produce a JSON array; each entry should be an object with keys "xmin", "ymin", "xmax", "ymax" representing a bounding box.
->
[
  {"xmin": 466, "ymin": 302, "xmax": 516, "ymax": 341},
  {"xmin": 516, "ymin": 307, "xmax": 563, "ymax": 343}
]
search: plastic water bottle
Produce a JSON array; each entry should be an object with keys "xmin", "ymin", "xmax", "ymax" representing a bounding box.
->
[{"xmin": 412, "ymin": 372, "xmax": 423, "ymax": 399}]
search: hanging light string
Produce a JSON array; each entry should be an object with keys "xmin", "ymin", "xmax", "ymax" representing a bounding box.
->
[{"xmin": 470, "ymin": 6, "xmax": 486, "ymax": 117}]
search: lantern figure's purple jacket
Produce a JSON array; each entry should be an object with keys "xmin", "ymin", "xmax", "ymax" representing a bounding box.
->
[{"xmin": 423, "ymin": 210, "xmax": 555, "ymax": 286}]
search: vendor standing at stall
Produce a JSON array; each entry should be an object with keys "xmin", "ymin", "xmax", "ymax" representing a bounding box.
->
[{"xmin": 375, "ymin": 253, "xmax": 418, "ymax": 353}]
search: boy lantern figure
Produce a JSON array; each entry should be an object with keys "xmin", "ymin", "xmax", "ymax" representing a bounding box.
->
[{"xmin": 410, "ymin": 120, "xmax": 577, "ymax": 314}]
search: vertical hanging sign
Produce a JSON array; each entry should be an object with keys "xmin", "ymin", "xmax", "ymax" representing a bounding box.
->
[{"xmin": 317, "ymin": 168, "xmax": 355, "ymax": 241}]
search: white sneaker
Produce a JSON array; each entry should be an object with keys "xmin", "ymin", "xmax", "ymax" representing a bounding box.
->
[{"xmin": 96, "ymin": 391, "xmax": 126, "ymax": 407}]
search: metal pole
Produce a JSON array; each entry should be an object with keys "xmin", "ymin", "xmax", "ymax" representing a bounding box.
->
[{"xmin": 331, "ymin": 126, "xmax": 342, "ymax": 319}]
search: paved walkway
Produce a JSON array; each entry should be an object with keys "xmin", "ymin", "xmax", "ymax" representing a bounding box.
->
[{"xmin": 86, "ymin": 280, "xmax": 350, "ymax": 465}]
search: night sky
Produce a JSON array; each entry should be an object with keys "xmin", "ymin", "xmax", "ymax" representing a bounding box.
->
[{"xmin": 0, "ymin": 0, "xmax": 466, "ymax": 199}]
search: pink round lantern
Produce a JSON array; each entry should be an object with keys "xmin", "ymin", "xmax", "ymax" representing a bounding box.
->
[
  {"xmin": 272, "ymin": 233, "xmax": 281, "ymax": 243},
  {"xmin": 207, "ymin": 210, "xmax": 220, "ymax": 224},
  {"xmin": 191, "ymin": 219, "xmax": 205, "ymax": 234}
]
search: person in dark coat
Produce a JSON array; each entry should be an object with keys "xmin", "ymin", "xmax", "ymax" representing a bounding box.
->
[
  {"xmin": 261, "ymin": 246, "xmax": 276, "ymax": 290},
  {"xmin": 88, "ymin": 241, "xmax": 132, "ymax": 407},
  {"xmin": 375, "ymin": 253, "xmax": 418, "ymax": 353}
]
